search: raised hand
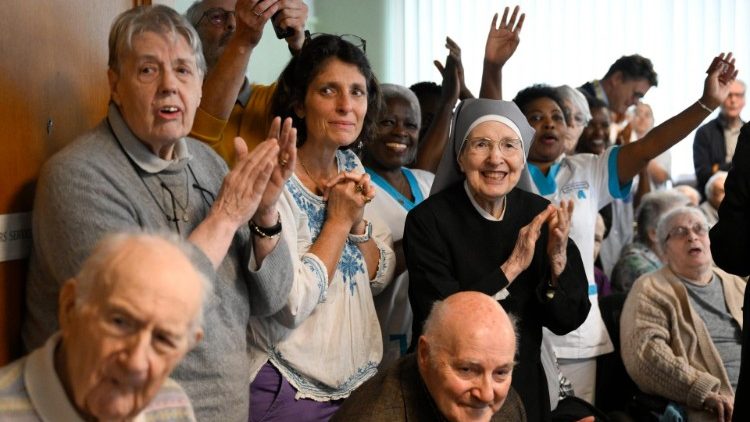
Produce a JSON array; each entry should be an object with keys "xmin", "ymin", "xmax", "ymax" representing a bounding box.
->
[
  {"xmin": 702, "ymin": 52, "xmax": 738, "ymax": 109},
  {"xmin": 484, "ymin": 5, "xmax": 525, "ymax": 67},
  {"xmin": 235, "ymin": 0, "xmax": 281, "ymax": 47},
  {"xmin": 271, "ymin": 0, "xmax": 309, "ymax": 52},
  {"xmin": 434, "ymin": 37, "xmax": 473, "ymax": 100},
  {"xmin": 253, "ymin": 116, "xmax": 297, "ymax": 226},
  {"xmin": 214, "ymin": 136, "xmax": 278, "ymax": 230},
  {"xmin": 546, "ymin": 200, "xmax": 574, "ymax": 277},
  {"xmin": 501, "ymin": 205, "xmax": 555, "ymax": 283}
]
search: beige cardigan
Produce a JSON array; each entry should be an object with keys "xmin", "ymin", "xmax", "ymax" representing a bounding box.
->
[{"xmin": 620, "ymin": 266, "xmax": 744, "ymax": 422}]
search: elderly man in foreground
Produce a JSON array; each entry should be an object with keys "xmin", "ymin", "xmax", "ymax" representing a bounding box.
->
[
  {"xmin": 23, "ymin": 5, "xmax": 296, "ymax": 421},
  {"xmin": 0, "ymin": 233, "xmax": 208, "ymax": 421},
  {"xmin": 331, "ymin": 291, "xmax": 526, "ymax": 422}
]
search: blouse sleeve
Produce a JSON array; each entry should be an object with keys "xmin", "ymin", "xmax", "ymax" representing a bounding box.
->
[{"xmin": 367, "ymin": 216, "xmax": 396, "ymax": 296}]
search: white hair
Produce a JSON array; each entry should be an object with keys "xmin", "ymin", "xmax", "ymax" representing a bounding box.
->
[
  {"xmin": 705, "ymin": 171, "xmax": 728, "ymax": 198},
  {"xmin": 74, "ymin": 231, "xmax": 212, "ymax": 345},
  {"xmin": 656, "ymin": 206, "xmax": 708, "ymax": 252}
]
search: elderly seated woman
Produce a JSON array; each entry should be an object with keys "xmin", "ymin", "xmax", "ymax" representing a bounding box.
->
[
  {"xmin": 611, "ymin": 190, "xmax": 691, "ymax": 293},
  {"xmin": 404, "ymin": 98, "xmax": 589, "ymax": 422},
  {"xmin": 621, "ymin": 206, "xmax": 743, "ymax": 421}
]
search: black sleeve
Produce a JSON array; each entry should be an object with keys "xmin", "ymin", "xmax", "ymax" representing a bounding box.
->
[
  {"xmin": 711, "ymin": 122, "xmax": 750, "ymax": 276},
  {"xmin": 693, "ymin": 125, "xmax": 716, "ymax": 195},
  {"xmin": 538, "ymin": 237, "xmax": 591, "ymax": 335}
]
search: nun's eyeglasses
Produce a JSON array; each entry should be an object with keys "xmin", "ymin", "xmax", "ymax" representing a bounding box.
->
[{"xmin": 465, "ymin": 137, "xmax": 522, "ymax": 157}]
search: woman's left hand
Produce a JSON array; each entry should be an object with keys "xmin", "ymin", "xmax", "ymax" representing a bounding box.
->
[
  {"xmin": 547, "ymin": 200, "xmax": 574, "ymax": 277},
  {"xmin": 252, "ymin": 116, "xmax": 297, "ymax": 227}
]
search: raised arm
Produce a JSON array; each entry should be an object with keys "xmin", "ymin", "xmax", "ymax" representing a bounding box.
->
[
  {"xmin": 197, "ymin": 0, "xmax": 307, "ymax": 121},
  {"xmin": 479, "ymin": 5, "xmax": 524, "ymax": 100},
  {"xmin": 412, "ymin": 49, "xmax": 461, "ymax": 172},
  {"xmin": 617, "ymin": 53, "xmax": 737, "ymax": 184}
]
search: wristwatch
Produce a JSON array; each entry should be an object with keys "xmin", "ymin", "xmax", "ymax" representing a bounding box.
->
[{"xmin": 348, "ymin": 220, "xmax": 372, "ymax": 244}]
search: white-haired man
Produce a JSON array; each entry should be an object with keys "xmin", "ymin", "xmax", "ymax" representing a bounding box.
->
[{"xmin": 1, "ymin": 233, "xmax": 210, "ymax": 421}]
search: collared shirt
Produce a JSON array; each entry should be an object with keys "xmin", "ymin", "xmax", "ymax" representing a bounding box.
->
[
  {"xmin": 0, "ymin": 333, "xmax": 196, "ymax": 421},
  {"xmin": 108, "ymin": 102, "xmax": 192, "ymax": 174}
]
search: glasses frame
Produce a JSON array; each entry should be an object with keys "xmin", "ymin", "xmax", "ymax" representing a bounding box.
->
[
  {"xmin": 303, "ymin": 30, "xmax": 367, "ymax": 54},
  {"xmin": 666, "ymin": 222, "xmax": 709, "ymax": 241},
  {"xmin": 464, "ymin": 137, "xmax": 523, "ymax": 158},
  {"xmin": 197, "ymin": 7, "xmax": 235, "ymax": 27}
]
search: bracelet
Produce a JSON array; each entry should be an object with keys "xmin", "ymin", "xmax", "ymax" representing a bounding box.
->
[
  {"xmin": 697, "ymin": 99, "xmax": 715, "ymax": 113},
  {"xmin": 250, "ymin": 212, "xmax": 282, "ymax": 239},
  {"xmin": 348, "ymin": 220, "xmax": 372, "ymax": 244}
]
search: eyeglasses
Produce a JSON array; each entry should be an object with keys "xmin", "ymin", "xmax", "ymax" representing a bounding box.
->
[
  {"xmin": 465, "ymin": 137, "xmax": 522, "ymax": 157},
  {"xmin": 197, "ymin": 8, "xmax": 235, "ymax": 27},
  {"xmin": 666, "ymin": 223, "xmax": 708, "ymax": 241},
  {"xmin": 563, "ymin": 108, "xmax": 587, "ymax": 127},
  {"xmin": 303, "ymin": 30, "xmax": 366, "ymax": 54}
]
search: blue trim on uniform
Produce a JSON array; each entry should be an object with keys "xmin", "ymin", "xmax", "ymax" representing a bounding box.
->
[
  {"xmin": 365, "ymin": 167, "xmax": 424, "ymax": 211},
  {"xmin": 588, "ymin": 284, "xmax": 598, "ymax": 296},
  {"xmin": 528, "ymin": 161, "xmax": 563, "ymax": 196},
  {"xmin": 607, "ymin": 146, "xmax": 633, "ymax": 199}
]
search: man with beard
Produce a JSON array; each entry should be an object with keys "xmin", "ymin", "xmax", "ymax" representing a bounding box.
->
[
  {"xmin": 186, "ymin": 0, "xmax": 308, "ymax": 165},
  {"xmin": 693, "ymin": 79, "xmax": 746, "ymax": 199}
]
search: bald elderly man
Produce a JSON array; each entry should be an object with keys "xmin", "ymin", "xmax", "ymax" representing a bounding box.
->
[
  {"xmin": 0, "ymin": 233, "xmax": 210, "ymax": 421},
  {"xmin": 332, "ymin": 291, "xmax": 525, "ymax": 422}
]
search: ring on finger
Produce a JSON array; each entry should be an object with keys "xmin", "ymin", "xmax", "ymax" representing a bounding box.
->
[
  {"xmin": 253, "ymin": 10, "xmax": 263, "ymax": 17},
  {"xmin": 363, "ymin": 196, "xmax": 372, "ymax": 204},
  {"xmin": 354, "ymin": 184, "xmax": 364, "ymax": 193},
  {"xmin": 279, "ymin": 159, "xmax": 288, "ymax": 167}
]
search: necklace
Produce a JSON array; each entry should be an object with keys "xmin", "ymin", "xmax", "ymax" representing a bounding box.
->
[{"xmin": 298, "ymin": 155, "xmax": 338, "ymax": 195}]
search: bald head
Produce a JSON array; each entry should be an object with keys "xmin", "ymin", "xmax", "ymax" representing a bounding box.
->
[{"xmin": 417, "ymin": 292, "xmax": 516, "ymax": 421}]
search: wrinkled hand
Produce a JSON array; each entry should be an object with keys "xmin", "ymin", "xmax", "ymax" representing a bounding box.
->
[
  {"xmin": 323, "ymin": 172, "xmax": 375, "ymax": 230},
  {"xmin": 213, "ymin": 137, "xmax": 278, "ymax": 230},
  {"xmin": 484, "ymin": 5, "xmax": 525, "ymax": 67},
  {"xmin": 434, "ymin": 37, "xmax": 473, "ymax": 100},
  {"xmin": 547, "ymin": 200, "xmax": 574, "ymax": 277},
  {"xmin": 702, "ymin": 52, "xmax": 738, "ymax": 109},
  {"xmin": 703, "ymin": 392, "xmax": 733, "ymax": 422},
  {"xmin": 502, "ymin": 205, "xmax": 555, "ymax": 283},
  {"xmin": 252, "ymin": 116, "xmax": 297, "ymax": 226}
]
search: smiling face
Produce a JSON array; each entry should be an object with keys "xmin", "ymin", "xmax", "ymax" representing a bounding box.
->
[
  {"xmin": 368, "ymin": 96, "xmax": 420, "ymax": 170},
  {"xmin": 458, "ymin": 121, "xmax": 524, "ymax": 212},
  {"xmin": 525, "ymin": 97, "xmax": 566, "ymax": 165},
  {"xmin": 108, "ymin": 31, "xmax": 203, "ymax": 159},
  {"xmin": 663, "ymin": 212, "xmax": 712, "ymax": 275},
  {"xmin": 57, "ymin": 239, "xmax": 203, "ymax": 421},
  {"xmin": 296, "ymin": 58, "xmax": 367, "ymax": 149},
  {"xmin": 418, "ymin": 294, "xmax": 516, "ymax": 422},
  {"xmin": 577, "ymin": 106, "xmax": 611, "ymax": 155}
]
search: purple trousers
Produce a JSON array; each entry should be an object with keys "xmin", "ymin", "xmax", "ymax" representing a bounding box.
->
[{"xmin": 250, "ymin": 362, "xmax": 342, "ymax": 422}]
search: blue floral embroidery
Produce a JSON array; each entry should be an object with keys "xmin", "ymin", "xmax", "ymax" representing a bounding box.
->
[
  {"xmin": 287, "ymin": 150, "xmax": 367, "ymax": 296},
  {"xmin": 270, "ymin": 346, "xmax": 378, "ymax": 399}
]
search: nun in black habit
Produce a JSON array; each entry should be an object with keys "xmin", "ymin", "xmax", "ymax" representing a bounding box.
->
[{"xmin": 403, "ymin": 98, "xmax": 590, "ymax": 422}]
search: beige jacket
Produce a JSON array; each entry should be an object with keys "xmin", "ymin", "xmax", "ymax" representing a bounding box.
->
[{"xmin": 620, "ymin": 266, "xmax": 744, "ymax": 422}]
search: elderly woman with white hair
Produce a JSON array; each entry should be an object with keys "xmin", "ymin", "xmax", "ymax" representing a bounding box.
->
[
  {"xmin": 404, "ymin": 98, "xmax": 589, "ymax": 422},
  {"xmin": 701, "ymin": 170, "xmax": 728, "ymax": 226},
  {"xmin": 555, "ymin": 85, "xmax": 592, "ymax": 155},
  {"xmin": 361, "ymin": 83, "xmax": 434, "ymax": 368},
  {"xmin": 621, "ymin": 206, "xmax": 744, "ymax": 421}
]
